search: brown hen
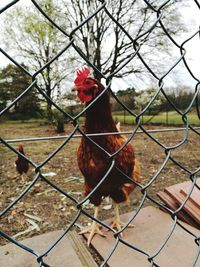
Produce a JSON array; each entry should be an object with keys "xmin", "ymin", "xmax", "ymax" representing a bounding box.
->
[
  {"xmin": 15, "ymin": 144, "xmax": 29, "ymax": 183},
  {"xmin": 72, "ymin": 67, "xmax": 140, "ymax": 245}
]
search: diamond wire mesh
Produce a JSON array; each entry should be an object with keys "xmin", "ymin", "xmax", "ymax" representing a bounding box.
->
[{"xmin": 0, "ymin": 0, "xmax": 200, "ymax": 266}]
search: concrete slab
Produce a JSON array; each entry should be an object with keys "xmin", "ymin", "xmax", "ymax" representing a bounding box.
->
[
  {"xmin": 86, "ymin": 206, "xmax": 200, "ymax": 267},
  {"xmin": 0, "ymin": 230, "xmax": 96, "ymax": 267}
]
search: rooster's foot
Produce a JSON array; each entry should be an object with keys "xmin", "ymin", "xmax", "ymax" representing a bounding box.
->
[
  {"xmin": 110, "ymin": 203, "xmax": 135, "ymax": 236},
  {"xmin": 110, "ymin": 218, "xmax": 135, "ymax": 235},
  {"xmin": 79, "ymin": 222, "xmax": 106, "ymax": 246}
]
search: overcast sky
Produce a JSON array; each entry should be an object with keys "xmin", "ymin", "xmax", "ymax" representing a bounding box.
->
[{"xmin": 0, "ymin": 0, "xmax": 199, "ymax": 90}]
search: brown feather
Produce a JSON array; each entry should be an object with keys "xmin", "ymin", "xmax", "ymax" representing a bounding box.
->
[{"xmin": 78, "ymin": 134, "xmax": 137, "ymax": 206}]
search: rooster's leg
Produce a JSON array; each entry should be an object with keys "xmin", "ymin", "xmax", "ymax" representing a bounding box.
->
[
  {"xmin": 79, "ymin": 206, "xmax": 105, "ymax": 246},
  {"xmin": 21, "ymin": 173, "xmax": 28, "ymax": 185},
  {"xmin": 111, "ymin": 203, "xmax": 135, "ymax": 235},
  {"xmin": 21, "ymin": 173, "xmax": 26, "ymax": 184}
]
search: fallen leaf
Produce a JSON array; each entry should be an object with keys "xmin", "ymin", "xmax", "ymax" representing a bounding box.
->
[
  {"xmin": 64, "ymin": 176, "xmax": 79, "ymax": 183},
  {"xmin": 26, "ymin": 219, "xmax": 40, "ymax": 231},
  {"xmin": 36, "ymin": 188, "xmax": 56, "ymax": 196},
  {"xmin": 43, "ymin": 172, "xmax": 57, "ymax": 177},
  {"xmin": 102, "ymin": 204, "xmax": 112, "ymax": 210},
  {"xmin": 74, "ymin": 223, "xmax": 84, "ymax": 230},
  {"xmin": 70, "ymin": 206, "xmax": 77, "ymax": 211},
  {"xmin": 7, "ymin": 215, "xmax": 14, "ymax": 223},
  {"xmin": 12, "ymin": 219, "xmax": 40, "ymax": 239},
  {"xmin": 24, "ymin": 213, "xmax": 42, "ymax": 222}
]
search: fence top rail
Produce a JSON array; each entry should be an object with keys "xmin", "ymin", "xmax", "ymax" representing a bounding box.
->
[{"xmin": 1, "ymin": 126, "xmax": 200, "ymax": 144}]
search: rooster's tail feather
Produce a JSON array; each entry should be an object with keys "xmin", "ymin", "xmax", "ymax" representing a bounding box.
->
[{"xmin": 134, "ymin": 159, "xmax": 141, "ymax": 183}]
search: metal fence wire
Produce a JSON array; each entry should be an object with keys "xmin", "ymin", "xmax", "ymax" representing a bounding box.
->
[{"xmin": 0, "ymin": 0, "xmax": 200, "ymax": 266}]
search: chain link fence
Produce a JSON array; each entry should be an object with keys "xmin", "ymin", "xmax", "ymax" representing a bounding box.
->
[{"xmin": 0, "ymin": 0, "xmax": 200, "ymax": 266}]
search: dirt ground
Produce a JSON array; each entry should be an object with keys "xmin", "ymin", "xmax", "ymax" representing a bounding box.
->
[{"xmin": 0, "ymin": 121, "xmax": 200, "ymax": 246}]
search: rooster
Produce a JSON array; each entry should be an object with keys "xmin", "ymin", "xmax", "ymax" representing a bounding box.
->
[
  {"xmin": 72, "ymin": 67, "xmax": 141, "ymax": 245},
  {"xmin": 15, "ymin": 144, "xmax": 29, "ymax": 183}
]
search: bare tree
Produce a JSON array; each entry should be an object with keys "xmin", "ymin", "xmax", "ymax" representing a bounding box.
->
[
  {"xmin": 1, "ymin": 0, "xmax": 187, "ymax": 117},
  {"xmin": 63, "ymin": 0, "xmax": 186, "ymax": 79}
]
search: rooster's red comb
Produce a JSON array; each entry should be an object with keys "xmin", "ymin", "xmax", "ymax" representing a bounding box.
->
[{"xmin": 74, "ymin": 67, "xmax": 90, "ymax": 85}]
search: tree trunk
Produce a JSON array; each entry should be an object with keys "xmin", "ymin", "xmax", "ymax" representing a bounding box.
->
[
  {"xmin": 47, "ymin": 102, "xmax": 53, "ymax": 122},
  {"xmin": 46, "ymin": 76, "xmax": 53, "ymax": 122},
  {"xmin": 56, "ymin": 117, "xmax": 65, "ymax": 133},
  {"xmin": 55, "ymin": 82, "xmax": 65, "ymax": 133}
]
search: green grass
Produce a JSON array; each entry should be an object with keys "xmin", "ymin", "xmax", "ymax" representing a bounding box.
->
[
  {"xmin": 1, "ymin": 112, "xmax": 199, "ymax": 127},
  {"xmin": 113, "ymin": 111, "xmax": 200, "ymax": 126},
  {"xmin": 0, "ymin": 118, "xmax": 46, "ymax": 125}
]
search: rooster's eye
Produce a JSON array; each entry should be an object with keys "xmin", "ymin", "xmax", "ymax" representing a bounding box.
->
[{"xmin": 85, "ymin": 80, "xmax": 91, "ymax": 85}]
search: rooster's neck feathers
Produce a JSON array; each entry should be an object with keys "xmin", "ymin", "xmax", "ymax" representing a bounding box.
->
[{"xmin": 85, "ymin": 83, "xmax": 117, "ymax": 133}]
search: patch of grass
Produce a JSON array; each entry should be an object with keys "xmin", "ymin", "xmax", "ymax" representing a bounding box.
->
[
  {"xmin": 0, "ymin": 118, "xmax": 46, "ymax": 125},
  {"xmin": 113, "ymin": 112, "xmax": 200, "ymax": 126}
]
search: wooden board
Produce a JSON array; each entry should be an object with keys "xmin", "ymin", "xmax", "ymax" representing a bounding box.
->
[
  {"xmin": 180, "ymin": 187, "xmax": 200, "ymax": 209},
  {"xmin": 157, "ymin": 191, "xmax": 199, "ymax": 228},
  {"xmin": 163, "ymin": 179, "xmax": 200, "ymax": 224},
  {"xmin": 157, "ymin": 178, "xmax": 200, "ymax": 229},
  {"xmin": 68, "ymin": 231, "xmax": 98, "ymax": 267},
  {"xmin": 173, "ymin": 192, "xmax": 200, "ymax": 224},
  {"xmin": 157, "ymin": 191, "xmax": 178, "ymax": 211}
]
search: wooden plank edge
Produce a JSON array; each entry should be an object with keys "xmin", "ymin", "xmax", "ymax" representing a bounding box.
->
[
  {"xmin": 157, "ymin": 191, "xmax": 178, "ymax": 210},
  {"xmin": 68, "ymin": 231, "xmax": 98, "ymax": 267},
  {"xmin": 175, "ymin": 193, "xmax": 200, "ymax": 223},
  {"xmin": 180, "ymin": 189, "xmax": 200, "ymax": 210}
]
